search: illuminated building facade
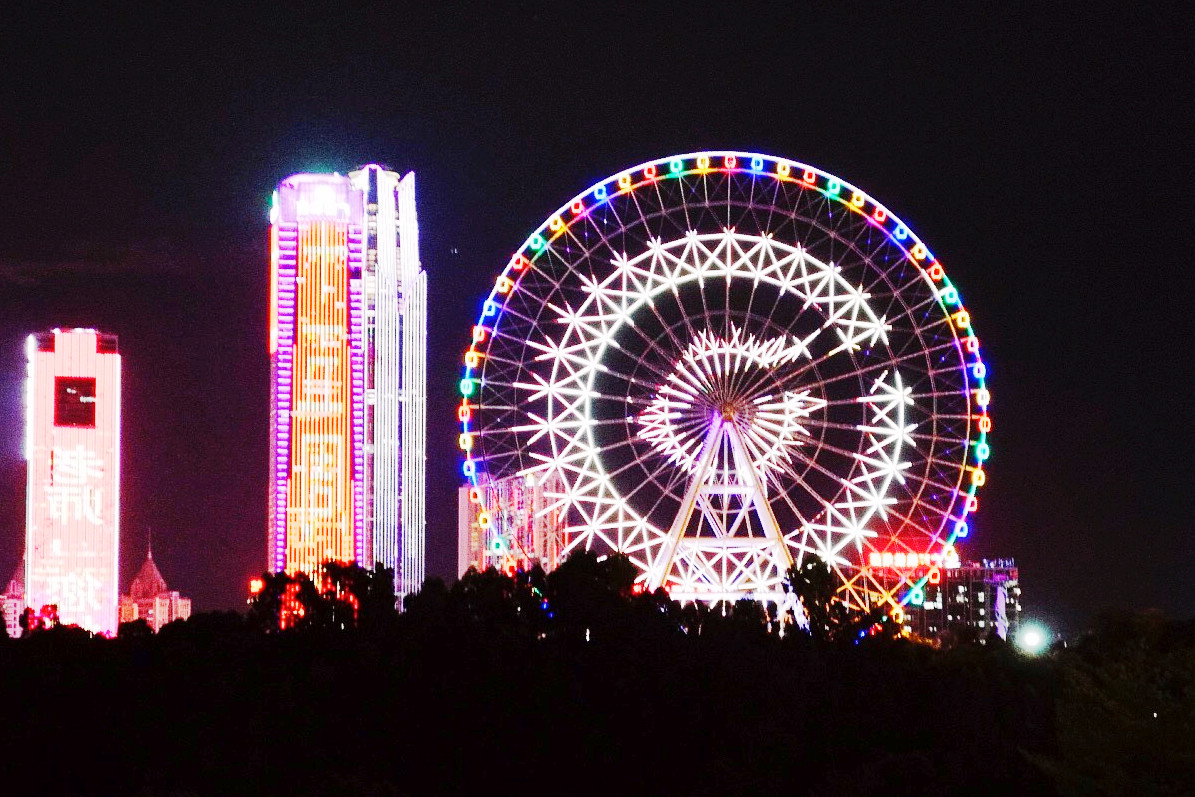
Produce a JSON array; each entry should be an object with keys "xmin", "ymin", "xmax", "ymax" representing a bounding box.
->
[
  {"xmin": 897, "ymin": 558, "xmax": 1022, "ymax": 641},
  {"xmin": 457, "ymin": 473, "xmax": 566, "ymax": 576},
  {"xmin": 269, "ymin": 167, "xmax": 425, "ymax": 595},
  {"xmin": 351, "ymin": 166, "xmax": 427, "ymax": 595},
  {"xmin": 25, "ymin": 329, "xmax": 122, "ymax": 636},
  {"xmin": 2, "ymin": 562, "xmax": 23, "ymax": 639},
  {"xmin": 268, "ymin": 174, "xmax": 366, "ymax": 579}
]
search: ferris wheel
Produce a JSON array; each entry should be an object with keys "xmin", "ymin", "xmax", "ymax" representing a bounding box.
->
[{"xmin": 459, "ymin": 152, "xmax": 990, "ymax": 613}]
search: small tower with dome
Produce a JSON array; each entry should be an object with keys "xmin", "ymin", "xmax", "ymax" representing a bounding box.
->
[{"xmin": 118, "ymin": 534, "xmax": 192, "ymax": 631}]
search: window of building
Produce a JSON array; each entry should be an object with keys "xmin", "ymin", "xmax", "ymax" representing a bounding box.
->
[{"xmin": 54, "ymin": 377, "xmax": 97, "ymax": 427}]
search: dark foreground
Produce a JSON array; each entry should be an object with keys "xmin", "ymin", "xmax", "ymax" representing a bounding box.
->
[{"xmin": 1, "ymin": 575, "xmax": 1192, "ymax": 796}]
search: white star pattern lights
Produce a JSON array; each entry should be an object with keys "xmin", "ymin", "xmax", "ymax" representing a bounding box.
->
[
  {"xmin": 637, "ymin": 326, "xmax": 827, "ymax": 480},
  {"xmin": 460, "ymin": 152, "xmax": 991, "ymax": 614}
]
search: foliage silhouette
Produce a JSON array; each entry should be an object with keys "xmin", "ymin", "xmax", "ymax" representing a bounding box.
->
[
  {"xmin": 7, "ymin": 565, "xmax": 1192, "ymax": 795},
  {"xmin": 117, "ymin": 617, "xmax": 152, "ymax": 639},
  {"xmin": 247, "ymin": 561, "xmax": 399, "ymax": 633},
  {"xmin": 783, "ymin": 559, "xmax": 899, "ymax": 645}
]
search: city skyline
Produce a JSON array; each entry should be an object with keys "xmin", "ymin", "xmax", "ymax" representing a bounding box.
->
[{"xmin": 0, "ymin": 5, "xmax": 1189, "ymax": 631}]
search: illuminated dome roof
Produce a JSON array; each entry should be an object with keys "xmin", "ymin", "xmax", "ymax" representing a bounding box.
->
[{"xmin": 129, "ymin": 545, "xmax": 168, "ymax": 600}]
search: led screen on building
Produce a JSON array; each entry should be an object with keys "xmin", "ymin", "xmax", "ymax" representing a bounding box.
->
[
  {"xmin": 268, "ymin": 168, "xmax": 426, "ymax": 596},
  {"xmin": 269, "ymin": 175, "xmax": 366, "ymax": 577},
  {"xmin": 25, "ymin": 329, "xmax": 121, "ymax": 635}
]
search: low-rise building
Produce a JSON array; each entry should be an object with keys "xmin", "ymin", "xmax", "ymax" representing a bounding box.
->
[
  {"xmin": 458, "ymin": 473, "xmax": 567, "ymax": 577},
  {"xmin": 118, "ymin": 544, "xmax": 192, "ymax": 632},
  {"xmin": 906, "ymin": 558, "xmax": 1022, "ymax": 641},
  {"xmin": 1, "ymin": 562, "xmax": 23, "ymax": 639}
]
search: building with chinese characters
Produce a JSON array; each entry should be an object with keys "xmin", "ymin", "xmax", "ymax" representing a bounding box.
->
[
  {"xmin": 268, "ymin": 167, "xmax": 426, "ymax": 597},
  {"xmin": 24, "ymin": 329, "xmax": 121, "ymax": 635},
  {"xmin": 118, "ymin": 542, "xmax": 192, "ymax": 631}
]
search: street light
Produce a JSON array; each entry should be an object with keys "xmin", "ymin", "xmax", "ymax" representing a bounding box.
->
[{"xmin": 1015, "ymin": 622, "xmax": 1049, "ymax": 655}]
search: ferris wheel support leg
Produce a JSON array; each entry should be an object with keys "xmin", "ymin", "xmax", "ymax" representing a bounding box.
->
[
  {"xmin": 724, "ymin": 424, "xmax": 794, "ymax": 571},
  {"xmin": 646, "ymin": 419, "xmax": 725, "ymax": 592}
]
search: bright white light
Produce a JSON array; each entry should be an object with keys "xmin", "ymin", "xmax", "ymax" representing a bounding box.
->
[
  {"xmin": 1015, "ymin": 622, "xmax": 1049, "ymax": 655},
  {"xmin": 637, "ymin": 325, "xmax": 824, "ymax": 479},
  {"xmin": 467, "ymin": 156, "xmax": 988, "ymax": 610},
  {"xmin": 495, "ymin": 230, "xmax": 915, "ymax": 601}
]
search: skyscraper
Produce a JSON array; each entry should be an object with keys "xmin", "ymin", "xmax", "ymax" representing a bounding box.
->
[
  {"xmin": 268, "ymin": 174, "xmax": 366, "ymax": 579},
  {"xmin": 24, "ymin": 329, "xmax": 122, "ymax": 635},
  {"xmin": 268, "ymin": 167, "xmax": 425, "ymax": 596},
  {"xmin": 351, "ymin": 165, "xmax": 427, "ymax": 596}
]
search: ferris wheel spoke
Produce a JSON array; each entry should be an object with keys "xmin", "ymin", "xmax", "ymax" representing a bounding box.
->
[
  {"xmin": 783, "ymin": 340, "xmax": 962, "ymax": 394},
  {"xmin": 615, "ymin": 458, "xmax": 692, "ymax": 522},
  {"xmin": 903, "ymin": 429, "xmax": 967, "ymax": 448},
  {"xmin": 883, "ymin": 466, "xmax": 964, "ymax": 503}
]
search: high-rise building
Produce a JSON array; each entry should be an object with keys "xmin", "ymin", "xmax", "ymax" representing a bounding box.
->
[
  {"xmin": 352, "ymin": 166, "xmax": 426, "ymax": 596},
  {"xmin": 268, "ymin": 174, "xmax": 366, "ymax": 579},
  {"xmin": 268, "ymin": 167, "xmax": 425, "ymax": 596},
  {"xmin": 24, "ymin": 329, "xmax": 121, "ymax": 636}
]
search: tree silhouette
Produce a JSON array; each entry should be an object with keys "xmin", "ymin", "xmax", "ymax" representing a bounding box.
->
[
  {"xmin": 403, "ymin": 575, "xmax": 449, "ymax": 622},
  {"xmin": 18, "ymin": 604, "xmax": 60, "ymax": 636},
  {"xmin": 320, "ymin": 561, "xmax": 399, "ymax": 632},
  {"xmin": 247, "ymin": 570, "xmax": 296, "ymax": 631},
  {"xmin": 248, "ymin": 563, "xmax": 401, "ymax": 632},
  {"xmin": 449, "ymin": 565, "xmax": 522, "ymax": 629},
  {"xmin": 117, "ymin": 618, "xmax": 153, "ymax": 639},
  {"xmin": 782, "ymin": 560, "xmax": 898, "ymax": 644},
  {"xmin": 784, "ymin": 559, "xmax": 853, "ymax": 643},
  {"xmin": 545, "ymin": 550, "xmax": 638, "ymax": 640}
]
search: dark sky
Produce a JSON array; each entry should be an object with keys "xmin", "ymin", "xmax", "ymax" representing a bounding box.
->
[{"xmin": 1, "ymin": 3, "xmax": 1190, "ymax": 632}]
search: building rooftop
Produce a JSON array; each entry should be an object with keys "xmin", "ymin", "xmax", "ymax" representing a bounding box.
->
[
  {"xmin": 128, "ymin": 542, "xmax": 169, "ymax": 600},
  {"xmin": 4, "ymin": 559, "xmax": 22, "ymax": 597}
]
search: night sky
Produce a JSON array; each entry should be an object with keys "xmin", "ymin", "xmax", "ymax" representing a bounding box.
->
[{"xmin": 1, "ymin": 4, "xmax": 1190, "ymax": 631}]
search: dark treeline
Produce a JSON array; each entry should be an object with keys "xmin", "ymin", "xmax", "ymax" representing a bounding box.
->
[{"xmin": 1, "ymin": 555, "xmax": 1192, "ymax": 796}]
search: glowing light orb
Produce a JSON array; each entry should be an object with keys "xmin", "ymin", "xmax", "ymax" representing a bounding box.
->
[{"xmin": 1015, "ymin": 622, "xmax": 1049, "ymax": 655}]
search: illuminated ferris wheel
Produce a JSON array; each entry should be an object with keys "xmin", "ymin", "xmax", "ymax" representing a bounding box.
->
[{"xmin": 459, "ymin": 152, "xmax": 991, "ymax": 613}]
